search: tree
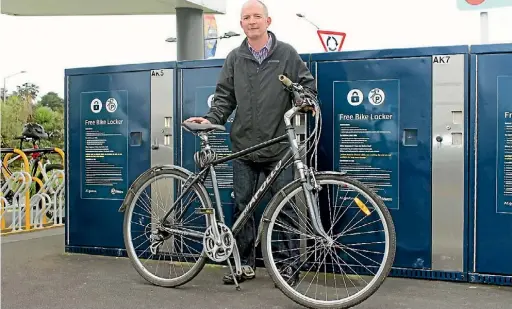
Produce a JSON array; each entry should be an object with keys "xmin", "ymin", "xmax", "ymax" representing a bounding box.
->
[
  {"xmin": 0, "ymin": 95, "xmax": 29, "ymax": 147},
  {"xmin": 37, "ymin": 91, "xmax": 64, "ymax": 112},
  {"xmin": 16, "ymin": 83, "xmax": 39, "ymax": 104},
  {"xmin": 15, "ymin": 83, "xmax": 39, "ymax": 122},
  {"xmin": 0, "ymin": 88, "xmax": 7, "ymax": 101},
  {"xmin": 1, "ymin": 84, "xmax": 64, "ymax": 149}
]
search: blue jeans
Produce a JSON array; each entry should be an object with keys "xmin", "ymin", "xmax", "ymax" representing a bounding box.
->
[{"xmin": 232, "ymin": 158, "xmax": 300, "ymax": 271}]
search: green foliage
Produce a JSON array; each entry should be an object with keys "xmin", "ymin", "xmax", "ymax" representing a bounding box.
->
[
  {"xmin": 1, "ymin": 95, "xmax": 31, "ymax": 147},
  {"xmin": 32, "ymin": 105, "xmax": 64, "ymax": 148},
  {"xmin": 36, "ymin": 91, "xmax": 64, "ymax": 112},
  {"xmin": 1, "ymin": 83, "xmax": 64, "ymax": 150}
]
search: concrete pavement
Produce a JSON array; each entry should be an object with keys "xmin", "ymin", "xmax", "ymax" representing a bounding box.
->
[{"xmin": 2, "ymin": 227, "xmax": 512, "ymax": 309}]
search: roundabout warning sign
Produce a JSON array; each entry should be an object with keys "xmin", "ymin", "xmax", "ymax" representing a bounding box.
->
[{"xmin": 317, "ymin": 30, "xmax": 346, "ymax": 52}]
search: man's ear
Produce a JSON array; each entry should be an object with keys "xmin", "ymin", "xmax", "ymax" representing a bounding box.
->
[{"xmin": 267, "ymin": 16, "xmax": 272, "ymax": 27}]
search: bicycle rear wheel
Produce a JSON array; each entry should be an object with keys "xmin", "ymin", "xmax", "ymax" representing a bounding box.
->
[
  {"xmin": 261, "ymin": 172, "xmax": 396, "ymax": 309},
  {"xmin": 122, "ymin": 165, "xmax": 212, "ymax": 287}
]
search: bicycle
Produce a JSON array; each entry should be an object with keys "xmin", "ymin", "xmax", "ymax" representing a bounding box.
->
[{"xmin": 119, "ymin": 74, "xmax": 396, "ymax": 309}]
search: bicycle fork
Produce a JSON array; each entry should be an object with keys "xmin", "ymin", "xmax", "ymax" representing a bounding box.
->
[{"xmin": 285, "ymin": 121, "xmax": 334, "ymax": 245}]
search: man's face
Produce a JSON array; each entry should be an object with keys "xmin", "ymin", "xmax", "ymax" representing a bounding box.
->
[{"xmin": 240, "ymin": 2, "xmax": 271, "ymax": 40}]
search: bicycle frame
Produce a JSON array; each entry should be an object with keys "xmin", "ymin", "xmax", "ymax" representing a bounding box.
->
[
  {"xmin": 159, "ymin": 133, "xmax": 290, "ymax": 231},
  {"xmin": 159, "ymin": 105, "xmax": 331, "ymax": 243}
]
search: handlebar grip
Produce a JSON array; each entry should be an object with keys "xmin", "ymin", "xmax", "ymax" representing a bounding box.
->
[{"xmin": 278, "ymin": 74, "xmax": 293, "ymax": 87}]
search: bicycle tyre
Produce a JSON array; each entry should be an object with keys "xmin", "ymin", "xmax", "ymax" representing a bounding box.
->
[
  {"xmin": 122, "ymin": 165, "xmax": 211, "ymax": 288},
  {"xmin": 261, "ymin": 172, "xmax": 396, "ymax": 309}
]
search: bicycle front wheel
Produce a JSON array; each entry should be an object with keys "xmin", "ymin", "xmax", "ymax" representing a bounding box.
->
[
  {"xmin": 122, "ymin": 165, "xmax": 212, "ymax": 288},
  {"xmin": 261, "ymin": 172, "xmax": 396, "ymax": 309}
]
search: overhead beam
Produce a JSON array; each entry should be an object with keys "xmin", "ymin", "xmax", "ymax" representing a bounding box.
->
[{"xmin": 1, "ymin": 0, "xmax": 225, "ymax": 16}]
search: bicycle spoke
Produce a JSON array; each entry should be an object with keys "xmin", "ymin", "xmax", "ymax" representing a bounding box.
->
[
  {"xmin": 264, "ymin": 174, "xmax": 394, "ymax": 307},
  {"xmin": 124, "ymin": 170, "xmax": 209, "ymax": 286}
]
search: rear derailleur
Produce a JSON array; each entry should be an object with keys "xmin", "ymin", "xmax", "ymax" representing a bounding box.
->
[{"xmin": 149, "ymin": 222, "xmax": 172, "ymax": 255}]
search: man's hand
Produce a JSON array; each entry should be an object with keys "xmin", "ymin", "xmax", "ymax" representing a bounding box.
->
[
  {"xmin": 301, "ymin": 105, "xmax": 317, "ymax": 116},
  {"xmin": 184, "ymin": 117, "xmax": 211, "ymax": 124}
]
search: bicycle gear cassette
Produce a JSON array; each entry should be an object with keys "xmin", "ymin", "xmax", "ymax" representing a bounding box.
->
[
  {"xmin": 203, "ymin": 223, "xmax": 235, "ymax": 262},
  {"xmin": 149, "ymin": 230, "xmax": 165, "ymax": 255}
]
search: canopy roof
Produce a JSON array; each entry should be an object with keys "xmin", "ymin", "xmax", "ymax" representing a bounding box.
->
[{"xmin": 1, "ymin": 0, "xmax": 226, "ymax": 16}]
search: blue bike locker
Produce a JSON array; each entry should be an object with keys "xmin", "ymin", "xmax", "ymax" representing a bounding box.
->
[
  {"xmin": 310, "ymin": 45, "xmax": 470, "ymax": 281},
  {"xmin": 468, "ymin": 43, "xmax": 512, "ymax": 285},
  {"xmin": 64, "ymin": 61, "xmax": 178, "ymax": 256}
]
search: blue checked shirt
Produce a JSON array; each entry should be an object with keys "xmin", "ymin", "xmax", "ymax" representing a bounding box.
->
[{"xmin": 248, "ymin": 34, "xmax": 272, "ymax": 64}]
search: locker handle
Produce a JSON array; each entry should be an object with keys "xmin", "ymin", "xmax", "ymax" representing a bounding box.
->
[{"xmin": 151, "ymin": 138, "xmax": 159, "ymax": 150}]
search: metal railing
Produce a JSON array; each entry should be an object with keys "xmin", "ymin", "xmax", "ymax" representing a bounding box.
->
[{"xmin": 1, "ymin": 147, "xmax": 65, "ymax": 234}]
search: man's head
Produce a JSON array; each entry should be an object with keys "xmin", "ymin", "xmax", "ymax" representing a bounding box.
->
[{"xmin": 240, "ymin": 0, "xmax": 271, "ymax": 40}]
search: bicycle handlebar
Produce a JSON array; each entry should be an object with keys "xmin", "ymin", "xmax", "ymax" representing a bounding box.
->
[
  {"xmin": 278, "ymin": 74, "xmax": 317, "ymax": 112},
  {"xmin": 278, "ymin": 74, "xmax": 293, "ymax": 87},
  {"xmin": 0, "ymin": 147, "xmax": 60, "ymax": 155}
]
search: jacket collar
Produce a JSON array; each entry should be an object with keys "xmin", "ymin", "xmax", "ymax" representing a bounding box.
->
[{"xmin": 238, "ymin": 30, "xmax": 277, "ymax": 59}]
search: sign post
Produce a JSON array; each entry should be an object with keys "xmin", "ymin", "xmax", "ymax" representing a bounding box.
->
[{"xmin": 317, "ymin": 30, "xmax": 346, "ymax": 52}]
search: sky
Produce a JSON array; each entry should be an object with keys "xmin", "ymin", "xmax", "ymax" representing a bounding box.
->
[{"xmin": 1, "ymin": 0, "xmax": 512, "ymax": 99}]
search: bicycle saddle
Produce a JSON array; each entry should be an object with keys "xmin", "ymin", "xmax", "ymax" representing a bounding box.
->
[
  {"xmin": 181, "ymin": 122, "xmax": 226, "ymax": 133},
  {"xmin": 21, "ymin": 122, "xmax": 49, "ymax": 140}
]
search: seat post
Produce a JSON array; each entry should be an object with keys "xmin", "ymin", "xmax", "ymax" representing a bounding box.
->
[{"xmin": 199, "ymin": 132, "xmax": 211, "ymax": 149}]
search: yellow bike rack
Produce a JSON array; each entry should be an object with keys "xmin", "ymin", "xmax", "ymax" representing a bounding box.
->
[
  {"xmin": 54, "ymin": 147, "xmax": 65, "ymax": 164},
  {"xmin": 2, "ymin": 152, "xmax": 14, "ymax": 179}
]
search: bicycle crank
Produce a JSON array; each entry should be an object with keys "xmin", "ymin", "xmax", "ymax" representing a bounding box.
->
[{"xmin": 203, "ymin": 223, "xmax": 234, "ymax": 262}]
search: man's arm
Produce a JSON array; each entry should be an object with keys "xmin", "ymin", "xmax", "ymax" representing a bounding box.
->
[
  {"xmin": 204, "ymin": 51, "xmax": 237, "ymax": 125},
  {"xmin": 290, "ymin": 48, "xmax": 317, "ymax": 95}
]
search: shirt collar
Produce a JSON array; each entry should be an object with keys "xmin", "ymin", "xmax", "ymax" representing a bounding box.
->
[{"xmin": 248, "ymin": 33, "xmax": 272, "ymax": 53}]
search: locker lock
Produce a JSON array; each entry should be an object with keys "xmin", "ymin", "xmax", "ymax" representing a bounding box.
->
[{"xmin": 436, "ymin": 136, "xmax": 443, "ymax": 143}]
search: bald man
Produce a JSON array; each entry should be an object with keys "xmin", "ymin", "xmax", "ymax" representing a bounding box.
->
[{"xmin": 185, "ymin": 0, "xmax": 316, "ymax": 286}]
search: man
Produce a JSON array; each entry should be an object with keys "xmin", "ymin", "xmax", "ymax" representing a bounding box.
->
[{"xmin": 185, "ymin": 0, "xmax": 317, "ymax": 285}]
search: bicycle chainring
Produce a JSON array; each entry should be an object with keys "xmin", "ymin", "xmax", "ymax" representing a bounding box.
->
[{"xmin": 203, "ymin": 223, "xmax": 234, "ymax": 263}]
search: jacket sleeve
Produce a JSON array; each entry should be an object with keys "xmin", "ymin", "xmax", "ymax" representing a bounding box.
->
[
  {"xmin": 204, "ymin": 51, "xmax": 237, "ymax": 125},
  {"xmin": 291, "ymin": 48, "xmax": 317, "ymax": 95}
]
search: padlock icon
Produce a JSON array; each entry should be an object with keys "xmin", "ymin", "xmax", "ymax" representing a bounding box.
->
[
  {"xmin": 90, "ymin": 98, "xmax": 102, "ymax": 113},
  {"xmin": 351, "ymin": 92, "xmax": 360, "ymax": 103},
  {"xmin": 347, "ymin": 89, "xmax": 363, "ymax": 105}
]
